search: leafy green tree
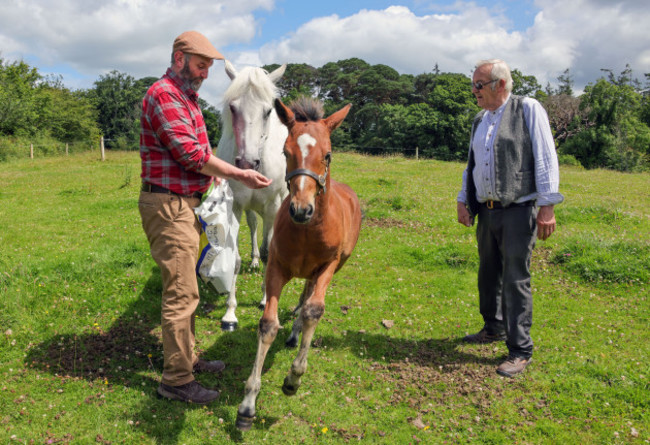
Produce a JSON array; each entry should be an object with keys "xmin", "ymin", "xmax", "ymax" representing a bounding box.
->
[
  {"xmin": 265, "ymin": 63, "xmax": 318, "ymax": 99},
  {"xmin": 412, "ymin": 72, "xmax": 438, "ymax": 103},
  {"xmin": 0, "ymin": 58, "xmax": 41, "ymax": 136},
  {"xmin": 511, "ymin": 69, "xmax": 544, "ymax": 99},
  {"xmin": 562, "ymin": 78, "xmax": 650, "ymax": 170},
  {"xmin": 426, "ymin": 73, "xmax": 480, "ymax": 160},
  {"xmin": 88, "ymin": 70, "xmax": 142, "ymax": 149},
  {"xmin": 556, "ymin": 68, "xmax": 574, "ymax": 96},
  {"xmin": 37, "ymin": 84, "xmax": 100, "ymax": 143},
  {"xmin": 318, "ymin": 58, "xmax": 370, "ymax": 103},
  {"xmin": 199, "ymin": 99, "xmax": 222, "ymax": 149}
]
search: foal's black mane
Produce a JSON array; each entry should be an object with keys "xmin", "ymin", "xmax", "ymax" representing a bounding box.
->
[{"xmin": 289, "ymin": 97, "xmax": 324, "ymax": 122}]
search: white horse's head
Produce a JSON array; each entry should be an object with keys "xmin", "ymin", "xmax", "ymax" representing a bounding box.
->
[{"xmin": 221, "ymin": 61, "xmax": 287, "ymax": 171}]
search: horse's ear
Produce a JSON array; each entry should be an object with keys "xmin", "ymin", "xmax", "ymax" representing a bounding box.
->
[
  {"xmin": 274, "ymin": 98, "xmax": 295, "ymax": 129},
  {"xmin": 324, "ymin": 103, "xmax": 352, "ymax": 133},
  {"xmin": 269, "ymin": 64, "xmax": 287, "ymax": 83},
  {"xmin": 225, "ymin": 60, "xmax": 237, "ymax": 80}
]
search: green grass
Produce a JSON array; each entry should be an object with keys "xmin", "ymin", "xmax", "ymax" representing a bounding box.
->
[{"xmin": 0, "ymin": 151, "xmax": 648, "ymax": 444}]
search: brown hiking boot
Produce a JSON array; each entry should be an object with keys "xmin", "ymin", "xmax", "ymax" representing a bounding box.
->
[
  {"xmin": 496, "ymin": 356, "xmax": 532, "ymax": 378},
  {"xmin": 193, "ymin": 359, "xmax": 226, "ymax": 374},
  {"xmin": 463, "ymin": 328, "xmax": 507, "ymax": 344},
  {"xmin": 157, "ymin": 381, "xmax": 220, "ymax": 404}
]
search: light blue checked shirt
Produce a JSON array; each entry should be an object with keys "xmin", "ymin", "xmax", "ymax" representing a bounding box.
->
[{"xmin": 457, "ymin": 95, "xmax": 564, "ymax": 207}]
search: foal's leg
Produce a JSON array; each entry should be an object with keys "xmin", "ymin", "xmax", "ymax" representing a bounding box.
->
[
  {"xmin": 221, "ymin": 205, "xmax": 243, "ymax": 331},
  {"xmin": 236, "ymin": 263, "xmax": 288, "ymax": 431},
  {"xmin": 285, "ymin": 279, "xmax": 313, "ymax": 348},
  {"xmin": 282, "ymin": 264, "xmax": 336, "ymax": 396}
]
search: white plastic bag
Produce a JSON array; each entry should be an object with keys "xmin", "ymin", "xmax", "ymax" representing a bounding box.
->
[{"xmin": 195, "ymin": 180, "xmax": 240, "ymax": 293}]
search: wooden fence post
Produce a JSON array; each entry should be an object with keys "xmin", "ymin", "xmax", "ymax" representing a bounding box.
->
[
  {"xmin": 66, "ymin": 143, "xmax": 69, "ymax": 155},
  {"xmin": 100, "ymin": 136, "xmax": 105, "ymax": 161},
  {"xmin": 30, "ymin": 144, "xmax": 34, "ymax": 159},
  {"xmin": 415, "ymin": 146, "xmax": 419, "ymax": 160}
]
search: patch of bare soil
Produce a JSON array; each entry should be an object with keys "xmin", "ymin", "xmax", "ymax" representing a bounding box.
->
[
  {"xmin": 368, "ymin": 338, "xmax": 508, "ymax": 417},
  {"xmin": 363, "ymin": 217, "xmax": 425, "ymax": 230}
]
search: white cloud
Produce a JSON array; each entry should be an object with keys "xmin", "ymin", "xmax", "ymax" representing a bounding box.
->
[
  {"xmin": 255, "ymin": 1, "xmax": 650, "ymax": 93},
  {"xmin": 1, "ymin": 0, "xmax": 649, "ymax": 105},
  {"xmin": 0, "ymin": 0, "xmax": 271, "ymax": 104}
]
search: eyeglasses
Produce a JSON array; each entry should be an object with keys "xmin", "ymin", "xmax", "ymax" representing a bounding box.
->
[{"xmin": 472, "ymin": 79, "xmax": 498, "ymax": 90}]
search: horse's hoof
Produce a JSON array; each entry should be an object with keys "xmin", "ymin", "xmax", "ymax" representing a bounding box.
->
[
  {"xmin": 235, "ymin": 414, "xmax": 254, "ymax": 431},
  {"xmin": 281, "ymin": 377, "xmax": 298, "ymax": 396},
  {"xmin": 221, "ymin": 321, "xmax": 238, "ymax": 331},
  {"xmin": 285, "ymin": 336, "xmax": 298, "ymax": 349}
]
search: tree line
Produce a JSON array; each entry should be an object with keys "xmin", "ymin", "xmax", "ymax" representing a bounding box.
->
[{"xmin": 1, "ymin": 56, "xmax": 649, "ymax": 171}]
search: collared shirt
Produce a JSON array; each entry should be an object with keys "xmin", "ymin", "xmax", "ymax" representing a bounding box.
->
[
  {"xmin": 458, "ymin": 95, "xmax": 564, "ymax": 207},
  {"xmin": 140, "ymin": 68, "xmax": 213, "ymax": 195}
]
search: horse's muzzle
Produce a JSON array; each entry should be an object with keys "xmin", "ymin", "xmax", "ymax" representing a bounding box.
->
[
  {"xmin": 235, "ymin": 157, "xmax": 261, "ymax": 171},
  {"xmin": 289, "ymin": 202, "xmax": 314, "ymax": 224}
]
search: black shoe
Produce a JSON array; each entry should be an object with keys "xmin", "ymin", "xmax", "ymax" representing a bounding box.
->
[
  {"xmin": 157, "ymin": 381, "xmax": 220, "ymax": 405},
  {"xmin": 193, "ymin": 359, "xmax": 226, "ymax": 374},
  {"xmin": 463, "ymin": 328, "xmax": 507, "ymax": 344},
  {"xmin": 496, "ymin": 356, "xmax": 532, "ymax": 378}
]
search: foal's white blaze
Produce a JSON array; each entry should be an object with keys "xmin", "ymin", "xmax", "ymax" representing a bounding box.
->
[{"xmin": 296, "ymin": 133, "xmax": 316, "ymax": 190}]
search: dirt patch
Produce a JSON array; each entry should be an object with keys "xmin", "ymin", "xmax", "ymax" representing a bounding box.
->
[{"xmin": 364, "ymin": 217, "xmax": 425, "ymax": 230}]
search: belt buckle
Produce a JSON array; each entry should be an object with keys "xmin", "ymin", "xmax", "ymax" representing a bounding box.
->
[{"xmin": 486, "ymin": 200, "xmax": 494, "ymax": 209}]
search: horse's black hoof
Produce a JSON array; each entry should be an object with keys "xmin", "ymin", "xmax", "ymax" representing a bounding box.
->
[
  {"xmin": 285, "ymin": 336, "xmax": 298, "ymax": 349},
  {"xmin": 221, "ymin": 321, "xmax": 238, "ymax": 331},
  {"xmin": 282, "ymin": 377, "xmax": 298, "ymax": 396},
  {"xmin": 236, "ymin": 414, "xmax": 254, "ymax": 431}
]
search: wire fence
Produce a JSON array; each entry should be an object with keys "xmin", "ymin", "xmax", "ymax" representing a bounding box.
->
[{"xmin": 0, "ymin": 137, "xmax": 108, "ymax": 162}]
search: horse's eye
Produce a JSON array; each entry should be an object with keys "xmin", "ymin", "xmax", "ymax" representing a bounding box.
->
[
  {"xmin": 264, "ymin": 108, "xmax": 272, "ymax": 118},
  {"xmin": 324, "ymin": 152, "xmax": 332, "ymax": 163}
]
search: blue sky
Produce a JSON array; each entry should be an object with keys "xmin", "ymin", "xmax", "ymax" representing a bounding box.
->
[{"xmin": 1, "ymin": 0, "xmax": 648, "ymax": 106}]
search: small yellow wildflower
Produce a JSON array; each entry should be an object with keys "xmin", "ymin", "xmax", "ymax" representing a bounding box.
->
[{"xmin": 322, "ymin": 427, "xmax": 328, "ymax": 434}]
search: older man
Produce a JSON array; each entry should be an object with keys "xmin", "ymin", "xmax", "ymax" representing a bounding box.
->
[
  {"xmin": 457, "ymin": 59, "xmax": 564, "ymax": 377},
  {"xmin": 139, "ymin": 31, "xmax": 272, "ymax": 404}
]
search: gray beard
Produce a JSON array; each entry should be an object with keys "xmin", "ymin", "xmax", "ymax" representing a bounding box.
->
[{"xmin": 180, "ymin": 63, "xmax": 203, "ymax": 92}]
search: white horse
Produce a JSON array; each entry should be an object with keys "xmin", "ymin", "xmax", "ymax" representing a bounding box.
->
[{"xmin": 215, "ymin": 61, "xmax": 289, "ymax": 330}]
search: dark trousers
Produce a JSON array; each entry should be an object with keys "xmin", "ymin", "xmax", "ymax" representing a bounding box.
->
[{"xmin": 476, "ymin": 204, "xmax": 537, "ymax": 358}]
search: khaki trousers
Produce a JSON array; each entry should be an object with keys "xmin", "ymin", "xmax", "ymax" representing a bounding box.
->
[{"xmin": 139, "ymin": 191, "xmax": 202, "ymax": 386}]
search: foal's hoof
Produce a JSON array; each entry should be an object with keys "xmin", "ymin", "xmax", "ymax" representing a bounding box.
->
[
  {"xmin": 221, "ymin": 320, "xmax": 238, "ymax": 331},
  {"xmin": 285, "ymin": 336, "xmax": 298, "ymax": 349},
  {"xmin": 235, "ymin": 413, "xmax": 254, "ymax": 431},
  {"xmin": 281, "ymin": 377, "xmax": 298, "ymax": 396}
]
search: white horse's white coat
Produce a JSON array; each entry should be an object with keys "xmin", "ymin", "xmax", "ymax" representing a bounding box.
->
[{"xmin": 214, "ymin": 61, "xmax": 289, "ymax": 330}]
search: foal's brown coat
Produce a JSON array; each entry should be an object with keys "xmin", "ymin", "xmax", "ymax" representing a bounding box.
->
[{"xmin": 236, "ymin": 98, "xmax": 362, "ymax": 430}]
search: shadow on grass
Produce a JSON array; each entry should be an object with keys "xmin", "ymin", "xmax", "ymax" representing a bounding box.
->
[{"xmin": 24, "ymin": 265, "xmax": 500, "ymax": 443}]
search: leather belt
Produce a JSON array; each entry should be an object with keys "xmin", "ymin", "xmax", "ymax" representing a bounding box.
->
[
  {"xmin": 141, "ymin": 182, "xmax": 203, "ymax": 199},
  {"xmin": 483, "ymin": 200, "xmax": 535, "ymax": 210}
]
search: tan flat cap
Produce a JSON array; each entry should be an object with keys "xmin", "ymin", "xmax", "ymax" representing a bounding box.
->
[{"xmin": 173, "ymin": 31, "xmax": 224, "ymax": 60}]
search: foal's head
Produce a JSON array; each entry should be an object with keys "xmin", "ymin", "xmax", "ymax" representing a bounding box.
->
[{"xmin": 274, "ymin": 97, "xmax": 351, "ymax": 224}]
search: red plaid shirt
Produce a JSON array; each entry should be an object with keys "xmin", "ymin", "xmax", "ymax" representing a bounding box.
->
[{"xmin": 140, "ymin": 68, "xmax": 214, "ymax": 195}]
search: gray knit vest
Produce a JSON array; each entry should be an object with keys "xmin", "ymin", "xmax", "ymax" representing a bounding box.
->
[{"xmin": 465, "ymin": 95, "xmax": 535, "ymax": 216}]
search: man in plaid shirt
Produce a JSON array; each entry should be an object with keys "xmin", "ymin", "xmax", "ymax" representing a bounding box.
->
[{"xmin": 139, "ymin": 31, "xmax": 271, "ymax": 405}]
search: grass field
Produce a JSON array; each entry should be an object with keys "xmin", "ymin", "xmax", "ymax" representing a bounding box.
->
[{"xmin": 0, "ymin": 151, "xmax": 648, "ymax": 444}]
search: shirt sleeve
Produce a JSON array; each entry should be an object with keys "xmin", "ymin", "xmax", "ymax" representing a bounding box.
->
[
  {"xmin": 457, "ymin": 168, "xmax": 468, "ymax": 203},
  {"xmin": 522, "ymin": 98, "xmax": 564, "ymax": 207},
  {"xmin": 148, "ymin": 91, "xmax": 211, "ymax": 172}
]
